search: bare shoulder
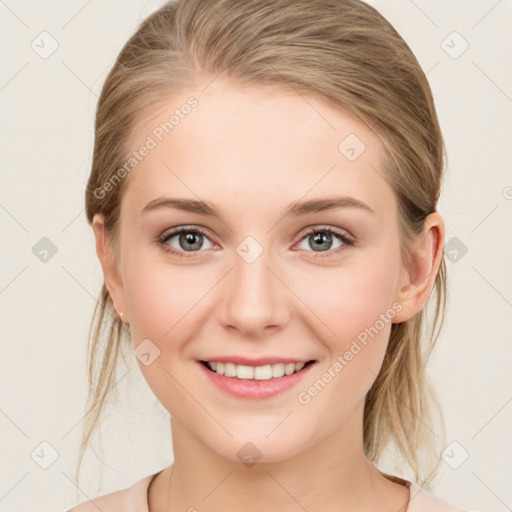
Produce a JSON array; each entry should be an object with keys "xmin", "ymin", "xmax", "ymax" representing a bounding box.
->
[
  {"xmin": 65, "ymin": 473, "xmax": 156, "ymax": 512},
  {"xmin": 65, "ymin": 489, "xmax": 129, "ymax": 512},
  {"xmin": 406, "ymin": 481, "xmax": 473, "ymax": 512}
]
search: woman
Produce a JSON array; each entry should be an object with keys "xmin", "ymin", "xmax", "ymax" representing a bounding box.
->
[{"xmin": 68, "ymin": 0, "xmax": 474, "ymax": 510}]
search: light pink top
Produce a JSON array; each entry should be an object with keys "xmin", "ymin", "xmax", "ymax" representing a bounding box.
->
[{"xmin": 68, "ymin": 471, "xmax": 474, "ymax": 512}]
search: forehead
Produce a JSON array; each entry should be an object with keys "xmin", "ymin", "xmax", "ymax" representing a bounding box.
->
[{"xmin": 121, "ymin": 78, "xmax": 396, "ymax": 222}]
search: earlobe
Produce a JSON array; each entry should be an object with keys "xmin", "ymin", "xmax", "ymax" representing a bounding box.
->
[
  {"xmin": 92, "ymin": 213, "xmax": 129, "ymax": 323},
  {"xmin": 392, "ymin": 212, "xmax": 445, "ymax": 323}
]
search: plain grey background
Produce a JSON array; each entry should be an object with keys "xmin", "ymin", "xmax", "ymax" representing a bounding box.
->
[{"xmin": 1, "ymin": 1, "xmax": 511, "ymax": 511}]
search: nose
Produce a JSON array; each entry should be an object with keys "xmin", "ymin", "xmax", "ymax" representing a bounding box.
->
[{"xmin": 217, "ymin": 246, "xmax": 290, "ymax": 337}]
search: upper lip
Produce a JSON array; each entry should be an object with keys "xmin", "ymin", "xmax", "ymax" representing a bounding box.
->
[{"xmin": 199, "ymin": 356, "xmax": 315, "ymax": 366}]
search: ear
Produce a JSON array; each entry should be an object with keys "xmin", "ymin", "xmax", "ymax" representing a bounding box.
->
[
  {"xmin": 92, "ymin": 213, "xmax": 129, "ymax": 324},
  {"xmin": 392, "ymin": 211, "xmax": 445, "ymax": 323}
]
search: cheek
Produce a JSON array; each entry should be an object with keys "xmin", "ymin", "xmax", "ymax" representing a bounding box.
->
[
  {"xmin": 121, "ymin": 261, "xmax": 205, "ymax": 413},
  {"xmin": 122, "ymin": 254, "xmax": 204, "ymax": 340},
  {"xmin": 124, "ymin": 272, "xmax": 170, "ymax": 338},
  {"xmin": 296, "ymin": 247, "xmax": 401, "ymax": 385},
  {"xmin": 294, "ymin": 266, "xmax": 398, "ymax": 417},
  {"xmin": 307, "ymin": 261, "xmax": 398, "ymax": 341}
]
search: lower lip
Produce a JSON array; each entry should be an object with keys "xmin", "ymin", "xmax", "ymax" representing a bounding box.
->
[{"xmin": 197, "ymin": 361, "xmax": 317, "ymax": 399}]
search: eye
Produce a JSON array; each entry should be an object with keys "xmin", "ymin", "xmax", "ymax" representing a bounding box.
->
[
  {"xmin": 295, "ymin": 226, "xmax": 355, "ymax": 257},
  {"xmin": 157, "ymin": 226, "xmax": 217, "ymax": 258},
  {"xmin": 157, "ymin": 225, "xmax": 355, "ymax": 259}
]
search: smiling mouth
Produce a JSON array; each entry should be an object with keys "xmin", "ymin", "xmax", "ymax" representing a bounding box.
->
[{"xmin": 199, "ymin": 359, "xmax": 316, "ymax": 380}]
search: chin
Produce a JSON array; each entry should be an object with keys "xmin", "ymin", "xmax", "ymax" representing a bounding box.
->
[{"xmin": 215, "ymin": 434, "xmax": 309, "ymax": 467}]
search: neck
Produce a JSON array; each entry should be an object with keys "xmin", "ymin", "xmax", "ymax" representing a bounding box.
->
[{"xmin": 149, "ymin": 403, "xmax": 409, "ymax": 512}]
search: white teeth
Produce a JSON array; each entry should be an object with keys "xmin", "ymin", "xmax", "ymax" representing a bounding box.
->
[
  {"xmin": 254, "ymin": 365, "xmax": 272, "ymax": 380},
  {"xmin": 237, "ymin": 365, "xmax": 254, "ymax": 379},
  {"xmin": 224, "ymin": 363, "xmax": 237, "ymax": 377},
  {"xmin": 205, "ymin": 361, "xmax": 308, "ymax": 380}
]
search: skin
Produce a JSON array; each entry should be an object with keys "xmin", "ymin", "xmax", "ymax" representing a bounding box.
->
[{"xmin": 93, "ymin": 76, "xmax": 445, "ymax": 512}]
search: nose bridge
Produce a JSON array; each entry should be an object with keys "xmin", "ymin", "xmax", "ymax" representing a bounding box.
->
[{"xmin": 219, "ymin": 235, "xmax": 288, "ymax": 334}]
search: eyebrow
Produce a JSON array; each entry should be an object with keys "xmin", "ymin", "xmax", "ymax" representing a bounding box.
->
[{"xmin": 141, "ymin": 195, "xmax": 376, "ymax": 219}]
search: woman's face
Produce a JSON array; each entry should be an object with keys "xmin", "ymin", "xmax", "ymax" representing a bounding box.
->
[{"xmin": 95, "ymin": 78, "xmax": 434, "ymax": 464}]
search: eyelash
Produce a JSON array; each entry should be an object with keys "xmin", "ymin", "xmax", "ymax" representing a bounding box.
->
[{"xmin": 157, "ymin": 225, "xmax": 355, "ymax": 259}]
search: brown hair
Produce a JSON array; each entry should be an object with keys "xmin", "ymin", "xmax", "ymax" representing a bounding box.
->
[{"xmin": 79, "ymin": 0, "xmax": 448, "ymax": 490}]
